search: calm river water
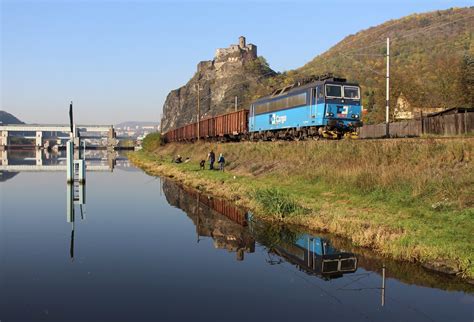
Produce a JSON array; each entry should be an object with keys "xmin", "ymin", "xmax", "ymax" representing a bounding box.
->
[{"xmin": 1, "ymin": 151, "xmax": 473, "ymax": 321}]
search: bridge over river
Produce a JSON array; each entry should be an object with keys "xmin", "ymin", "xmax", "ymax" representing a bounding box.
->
[{"xmin": 0, "ymin": 124, "xmax": 134, "ymax": 149}]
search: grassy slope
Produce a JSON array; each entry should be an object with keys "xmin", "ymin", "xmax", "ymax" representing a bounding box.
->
[{"xmin": 130, "ymin": 138, "xmax": 474, "ymax": 279}]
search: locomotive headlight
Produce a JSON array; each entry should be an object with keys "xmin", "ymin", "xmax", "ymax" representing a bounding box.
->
[{"xmin": 352, "ymin": 114, "xmax": 359, "ymax": 118}]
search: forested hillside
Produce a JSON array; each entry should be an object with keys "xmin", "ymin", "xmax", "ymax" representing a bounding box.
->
[
  {"xmin": 287, "ymin": 7, "xmax": 473, "ymax": 123},
  {"xmin": 0, "ymin": 111, "xmax": 23, "ymax": 124}
]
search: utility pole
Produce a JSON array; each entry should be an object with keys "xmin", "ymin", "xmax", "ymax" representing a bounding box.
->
[
  {"xmin": 196, "ymin": 83, "xmax": 200, "ymax": 141},
  {"xmin": 159, "ymin": 113, "xmax": 162, "ymax": 134},
  {"xmin": 381, "ymin": 264, "xmax": 386, "ymax": 307},
  {"xmin": 234, "ymin": 96, "xmax": 238, "ymax": 112},
  {"xmin": 67, "ymin": 101, "xmax": 74, "ymax": 183},
  {"xmin": 69, "ymin": 101, "xmax": 74, "ymax": 138},
  {"xmin": 385, "ymin": 37, "xmax": 390, "ymax": 138}
]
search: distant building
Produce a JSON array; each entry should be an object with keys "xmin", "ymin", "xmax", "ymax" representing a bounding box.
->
[{"xmin": 394, "ymin": 93, "xmax": 445, "ymax": 119}]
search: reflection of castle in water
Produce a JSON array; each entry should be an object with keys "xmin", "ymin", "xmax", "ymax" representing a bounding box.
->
[
  {"xmin": 163, "ymin": 179, "xmax": 255, "ymax": 261},
  {"xmin": 162, "ymin": 179, "xmax": 358, "ymax": 279}
]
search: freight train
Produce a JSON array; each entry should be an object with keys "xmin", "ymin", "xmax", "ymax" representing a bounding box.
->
[{"xmin": 163, "ymin": 75, "xmax": 363, "ymax": 142}]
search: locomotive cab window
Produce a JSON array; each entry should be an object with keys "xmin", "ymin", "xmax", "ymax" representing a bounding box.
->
[
  {"xmin": 325, "ymin": 84, "xmax": 342, "ymax": 98},
  {"xmin": 343, "ymin": 86, "xmax": 360, "ymax": 99}
]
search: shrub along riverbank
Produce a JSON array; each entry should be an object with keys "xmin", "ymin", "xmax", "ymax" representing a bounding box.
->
[{"xmin": 130, "ymin": 137, "xmax": 474, "ymax": 280}]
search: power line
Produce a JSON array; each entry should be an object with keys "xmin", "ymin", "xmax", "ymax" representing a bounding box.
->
[
  {"xmin": 163, "ymin": 13, "xmax": 474, "ymax": 130},
  {"xmin": 339, "ymin": 52, "xmax": 385, "ymax": 77},
  {"xmin": 265, "ymin": 251, "xmax": 374, "ymax": 322},
  {"xmin": 315, "ymin": 12, "xmax": 474, "ymax": 72},
  {"xmin": 302, "ymin": 14, "xmax": 472, "ymax": 81},
  {"xmin": 345, "ymin": 13, "xmax": 474, "ymax": 56},
  {"xmin": 331, "ymin": 16, "xmax": 410, "ymax": 54},
  {"xmin": 343, "ymin": 268, "xmax": 437, "ymax": 322},
  {"xmin": 321, "ymin": 14, "xmax": 474, "ymax": 81}
]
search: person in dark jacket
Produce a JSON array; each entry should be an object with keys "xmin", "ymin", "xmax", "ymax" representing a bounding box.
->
[
  {"xmin": 207, "ymin": 150, "xmax": 215, "ymax": 170},
  {"xmin": 217, "ymin": 153, "xmax": 225, "ymax": 171}
]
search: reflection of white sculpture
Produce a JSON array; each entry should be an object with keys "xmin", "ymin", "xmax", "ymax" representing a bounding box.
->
[
  {"xmin": 67, "ymin": 183, "xmax": 75, "ymax": 223},
  {"xmin": 67, "ymin": 182, "xmax": 86, "ymax": 261},
  {"xmin": 0, "ymin": 149, "xmax": 8, "ymax": 165},
  {"xmin": 36, "ymin": 149, "xmax": 42, "ymax": 166}
]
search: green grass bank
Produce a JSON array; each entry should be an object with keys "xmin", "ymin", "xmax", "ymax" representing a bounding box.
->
[{"xmin": 131, "ymin": 137, "xmax": 474, "ymax": 280}]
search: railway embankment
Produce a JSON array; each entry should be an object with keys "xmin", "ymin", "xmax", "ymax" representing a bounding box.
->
[{"xmin": 130, "ymin": 137, "xmax": 474, "ymax": 281}]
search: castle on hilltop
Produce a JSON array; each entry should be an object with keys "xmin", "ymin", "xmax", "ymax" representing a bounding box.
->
[
  {"xmin": 197, "ymin": 36, "xmax": 257, "ymax": 72},
  {"xmin": 215, "ymin": 36, "xmax": 257, "ymax": 62}
]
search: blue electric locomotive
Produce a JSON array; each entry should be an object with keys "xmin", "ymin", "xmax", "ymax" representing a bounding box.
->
[{"xmin": 249, "ymin": 75, "xmax": 363, "ymax": 139}]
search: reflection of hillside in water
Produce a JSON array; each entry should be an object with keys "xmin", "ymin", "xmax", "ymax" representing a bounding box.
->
[
  {"xmin": 163, "ymin": 179, "xmax": 255, "ymax": 261},
  {"xmin": 162, "ymin": 179, "xmax": 357, "ymax": 280},
  {"xmin": 325, "ymin": 232, "xmax": 474, "ymax": 293},
  {"xmin": 161, "ymin": 180, "xmax": 474, "ymax": 291},
  {"xmin": 0, "ymin": 171, "xmax": 19, "ymax": 182}
]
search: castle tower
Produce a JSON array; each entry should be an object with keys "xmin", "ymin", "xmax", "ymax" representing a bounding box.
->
[{"xmin": 239, "ymin": 36, "xmax": 246, "ymax": 49}]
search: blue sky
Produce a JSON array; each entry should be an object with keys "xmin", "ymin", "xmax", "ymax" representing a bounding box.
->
[{"xmin": 1, "ymin": 0, "xmax": 471, "ymax": 124}]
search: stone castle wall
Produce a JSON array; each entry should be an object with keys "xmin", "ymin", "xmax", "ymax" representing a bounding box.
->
[
  {"xmin": 197, "ymin": 36, "xmax": 257, "ymax": 73},
  {"xmin": 215, "ymin": 36, "xmax": 257, "ymax": 62}
]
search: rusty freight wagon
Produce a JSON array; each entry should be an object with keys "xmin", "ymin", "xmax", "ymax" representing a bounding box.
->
[
  {"xmin": 214, "ymin": 109, "xmax": 249, "ymax": 139},
  {"xmin": 174, "ymin": 181, "xmax": 248, "ymax": 226},
  {"xmin": 199, "ymin": 117, "xmax": 216, "ymax": 139},
  {"xmin": 164, "ymin": 109, "xmax": 249, "ymax": 142}
]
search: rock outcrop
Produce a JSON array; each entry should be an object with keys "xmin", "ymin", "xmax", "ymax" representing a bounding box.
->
[{"xmin": 161, "ymin": 36, "xmax": 276, "ymax": 132}]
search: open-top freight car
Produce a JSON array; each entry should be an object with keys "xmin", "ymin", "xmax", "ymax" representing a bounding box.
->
[{"xmin": 163, "ymin": 109, "xmax": 249, "ymax": 142}]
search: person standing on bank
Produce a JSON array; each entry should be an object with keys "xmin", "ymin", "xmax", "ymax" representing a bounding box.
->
[
  {"xmin": 208, "ymin": 150, "xmax": 215, "ymax": 170},
  {"xmin": 218, "ymin": 153, "xmax": 225, "ymax": 171}
]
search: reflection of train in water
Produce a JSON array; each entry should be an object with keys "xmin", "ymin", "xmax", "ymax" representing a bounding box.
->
[
  {"xmin": 274, "ymin": 234, "xmax": 358, "ymax": 280},
  {"xmin": 162, "ymin": 179, "xmax": 357, "ymax": 277},
  {"xmin": 162, "ymin": 179, "xmax": 255, "ymax": 260},
  {"xmin": 247, "ymin": 213, "xmax": 358, "ymax": 280}
]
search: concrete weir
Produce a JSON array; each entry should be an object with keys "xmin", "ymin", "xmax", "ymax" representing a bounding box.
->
[{"xmin": 0, "ymin": 124, "xmax": 118, "ymax": 149}]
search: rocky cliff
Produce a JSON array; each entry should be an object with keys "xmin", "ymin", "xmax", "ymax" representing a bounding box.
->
[{"xmin": 161, "ymin": 36, "xmax": 276, "ymax": 132}]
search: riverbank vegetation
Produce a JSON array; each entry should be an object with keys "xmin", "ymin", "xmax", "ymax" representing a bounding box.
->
[{"xmin": 130, "ymin": 137, "xmax": 474, "ymax": 280}]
